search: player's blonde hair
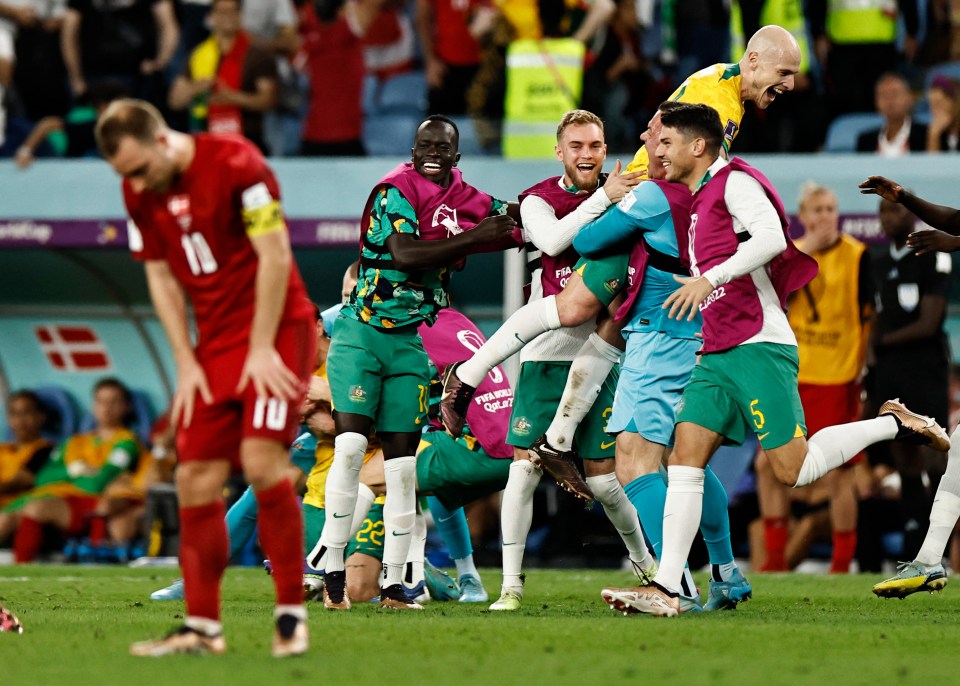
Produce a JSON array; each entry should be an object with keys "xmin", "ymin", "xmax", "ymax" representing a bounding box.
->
[
  {"xmin": 556, "ymin": 110, "xmax": 605, "ymax": 142},
  {"xmin": 797, "ymin": 181, "xmax": 836, "ymax": 213},
  {"xmin": 95, "ymin": 99, "xmax": 168, "ymax": 158}
]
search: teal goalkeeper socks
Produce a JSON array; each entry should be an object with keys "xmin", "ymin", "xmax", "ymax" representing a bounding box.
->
[
  {"xmin": 427, "ymin": 496, "xmax": 473, "ymax": 561},
  {"xmin": 623, "ymin": 473, "xmax": 667, "ymax": 557}
]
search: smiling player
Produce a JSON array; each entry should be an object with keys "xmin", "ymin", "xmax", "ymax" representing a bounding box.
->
[{"xmin": 316, "ymin": 114, "xmax": 520, "ymax": 611}]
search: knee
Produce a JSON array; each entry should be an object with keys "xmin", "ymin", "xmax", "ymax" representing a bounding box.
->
[
  {"xmin": 778, "ymin": 461, "xmax": 803, "ymax": 488},
  {"xmin": 556, "ymin": 293, "xmax": 599, "ymax": 327}
]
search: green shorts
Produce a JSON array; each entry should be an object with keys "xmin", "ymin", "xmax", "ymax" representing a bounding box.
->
[
  {"xmin": 574, "ymin": 252, "xmax": 629, "ymax": 307},
  {"xmin": 328, "ymin": 315, "xmax": 430, "ymax": 432},
  {"xmin": 303, "ymin": 503, "xmax": 326, "ymax": 552},
  {"xmin": 416, "ymin": 431, "xmax": 512, "ymax": 509},
  {"xmin": 507, "ymin": 360, "xmax": 618, "ymax": 459},
  {"xmin": 676, "ymin": 343, "xmax": 806, "ymax": 450},
  {"xmin": 346, "ymin": 502, "xmax": 385, "ymax": 560}
]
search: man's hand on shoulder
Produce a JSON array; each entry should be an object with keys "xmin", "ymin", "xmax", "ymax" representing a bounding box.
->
[{"xmin": 602, "ymin": 160, "xmax": 644, "ymax": 204}]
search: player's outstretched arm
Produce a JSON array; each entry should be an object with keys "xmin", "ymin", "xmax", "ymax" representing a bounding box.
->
[
  {"xmin": 238, "ymin": 229, "xmax": 302, "ymax": 401},
  {"xmin": 860, "ymin": 175, "xmax": 960, "ymax": 235},
  {"xmin": 145, "ymin": 260, "xmax": 212, "ymax": 428},
  {"xmin": 386, "ymin": 214, "xmax": 518, "ymax": 271}
]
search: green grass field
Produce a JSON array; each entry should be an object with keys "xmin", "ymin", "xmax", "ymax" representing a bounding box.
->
[{"xmin": 1, "ymin": 565, "xmax": 958, "ymax": 686}]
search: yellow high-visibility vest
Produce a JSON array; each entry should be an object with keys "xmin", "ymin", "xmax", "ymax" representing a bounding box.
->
[
  {"xmin": 502, "ymin": 38, "xmax": 585, "ymax": 159},
  {"xmin": 826, "ymin": 0, "xmax": 897, "ymax": 44}
]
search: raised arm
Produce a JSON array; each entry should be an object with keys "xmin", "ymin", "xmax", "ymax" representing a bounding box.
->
[{"xmin": 860, "ymin": 175, "xmax": 960, "ymax": 234}]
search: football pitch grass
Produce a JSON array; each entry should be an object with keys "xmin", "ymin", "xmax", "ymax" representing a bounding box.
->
[{"xmin": 2, "ymin": 565, "xmax": 958, "ymax": 686}]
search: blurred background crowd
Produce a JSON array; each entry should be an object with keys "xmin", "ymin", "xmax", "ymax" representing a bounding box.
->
[{"xmin": 3, "ymin": 0, "xmax": 960, "ymax": 163}]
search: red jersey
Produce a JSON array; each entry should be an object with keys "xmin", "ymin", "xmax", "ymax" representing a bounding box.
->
[
  {"xmin": 431, "ymin": 0, "xmax": 487, "ymax": 66},
  {"xmin": 300, "ymin": 4, "xmax": 364, "ymax": 144},
  {"xmin": 125, "ymin": 133, "xmax": 314, "ymax": 358}
]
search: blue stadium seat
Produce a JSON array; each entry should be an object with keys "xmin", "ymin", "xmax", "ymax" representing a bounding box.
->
[
  {"xmin": 363, "ymin": 113, "xmax": 422, "ymax": 156},
  {"xmin": 924, "ymin": 61, "xmax": 960, "ymax": 94},
  {"xmin": 369, "ymin": 71, "xmax": 427, "ymax": 117},
  {"xmin": 33, "ymin": 385, "xmax": 79, "ymax": 444},
  {"xmin": 450, "ymin": 116, "xmax": 486, "ymax": 156},
  {"xmin": 823, "ymin": 113, "xmax": 883, "ymax": 152}
]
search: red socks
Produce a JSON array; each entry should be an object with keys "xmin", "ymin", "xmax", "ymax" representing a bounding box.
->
[
  {"xmin": 761, "ymin": 517, "xmax": 789, "ymax": 572},
  {"xmin": 830, "ymin": 529, "xmax": 857, "ymax": 574},
  {"xmin": 254, "ymin": 479, "xmax": 304, "ymax": 606},
  {"xmin": 179, "ymin": 500, "xmax": 229, "ymax": 621},
  {"xmin": 14, "ymin": 516, "xmax": 43, "ymax": 563}
]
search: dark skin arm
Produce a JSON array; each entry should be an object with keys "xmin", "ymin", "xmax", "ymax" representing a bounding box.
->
[
  {"xmin": 0, "ymin": 469, "xmax": 36, "ymax": 494},
  {"xmin": 386, "ymin": 213, "xmax": 517, "ymax": 272},
  {"xmin": 860, "ymin": 175, "xmax": 960, "ymax": 234}
]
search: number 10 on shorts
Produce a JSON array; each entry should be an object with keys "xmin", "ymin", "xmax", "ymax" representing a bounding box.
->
[{"xmin": 252, "ymin": 397, "xmax": 288, "ymax": 430}]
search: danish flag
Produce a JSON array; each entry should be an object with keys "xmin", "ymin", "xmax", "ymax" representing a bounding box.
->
[{"xmin": 35, "ymin": 325, "xmax": 111, "ymax": 371}]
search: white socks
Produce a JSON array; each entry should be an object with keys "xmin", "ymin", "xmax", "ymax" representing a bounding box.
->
[
  {"xmin": 458, "ymin": 296, "xmax": 561, "ymax": 387},
  {"xmin": 653, "ymin": 466, "xmax": 704, "ymax": 594},
  {"xmin": 403, "ymin": 506, "xmax": 427, "ymax": 592},
  {"xmin": 381, "ymin": 456, "xmax": 417, "ymax": 588},
  {"xmin": 916, "ymin": 429, "xmax": 960, "ymax": 565},
  {"xmin": 795, "ymin": 417, "xmax": 898, "ymax": 487},
  {"xmin": 586, "ymin": 472, "xmax": 655, "ymax": 570},
  {"xmin": 306, "ymin": 482, "xmax": 375, "ymax": 573},
  {"xmin": 316, "ymin": 432, "xmax": 368, "ymax": 573},
  {"xmin": 546, "ymin": 333, "xmax": 620, "ymax": 451},
  {"xmin": 455, "ymin": 556, "xmax": 481, "ymax": 582},
  {"xmin": 500, "ymin": 460, "xmax": 542, "ymax": 592}
]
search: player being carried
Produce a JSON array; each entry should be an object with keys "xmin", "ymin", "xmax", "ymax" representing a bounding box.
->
[
  {"xmin": 609, "ymin": 104, "xmax": 949, "ymax": 617},
  {"xmin": 314, "ymin": 115, "xmax": 519, "ymax": 611},
  {"xmin": 98, "ymin": 100, "xmax": 317, "ymax": 655},
  {"xmin": 441, "ymin": 25, "xmax": 803, "ymax": 497}
]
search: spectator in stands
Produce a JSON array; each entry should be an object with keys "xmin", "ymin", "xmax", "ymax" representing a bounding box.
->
[
  {"xmin": 755, "ymin": 182, "xmax": 873, "ymax": 573},
  {"xmin": 856, "ymin": 72, "xmax": 928, "ymax": 157},
  {"xmin": 14, "ymin": 79, "xmax": 126, "ymax": 168},
  {"xmin": 670, "ymin": 0, "xmax": 731, "ymax": 90},
  {"xmin": 1, "ymin": 0, "xmax": 69, "ymax": 130},
  {"xmin": 809, "ymin": 0, "xmax": 919, "ymax": 119},
  {"xmin": 415, "ymin": 0, "xmax": 497, "ymax": 116},
  {"xmin": 926, "ymin": 74, "xmax": 960, "ymax": 152},
  {"xmin": 865, "ymin": 196, "xmax": 951, "ymax": 561},
  {"xmin": 363, "ymin": 0, "xmax": 415, "ymax": 83},
  {"xmin": 917, "ymin": 0, "xmax": 960, "ymax": 65},
  {"xmin": 299, "ymin": 0, "xmax": 383, "ymax": 156},
  {"xmin": 60, "ymin": 0, "xmax": 179, "ymax": 107},
  {"xmin": 168, "ymin": 0, "xmax": 278, "ymax": 153},
  {"xmin": 3, "ymin": 377, "xmax": 143, "ymax": 563},
  {"xmin": 0, "ymin": 391, "xmax": 53, "ymax": 544}
]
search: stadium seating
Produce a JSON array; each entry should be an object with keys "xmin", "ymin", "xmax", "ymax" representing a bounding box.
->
[
  {"xmin": 34, "ymin": 385, "xmax": 79, "ymax": 443},
  {"xmin": 822, "ymin": 113, "xmax": 883, "ymax": 152}
]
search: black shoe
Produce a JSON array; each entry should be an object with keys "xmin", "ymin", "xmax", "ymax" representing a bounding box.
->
[
  {"xmin": 440, "ymin": 361, "xmax": 476, "ymax": 438},
  {"xmin": 378, "ymin": 583, "xmax": 423, "ymax": 610},
  {"xmin": 322, "ymin": 570, "xmax": 351, "ymax": 610}
]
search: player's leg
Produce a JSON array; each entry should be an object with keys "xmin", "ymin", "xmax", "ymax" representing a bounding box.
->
[
  {"xmin": 873, "ymin": 427, "xmax": 960, "ymax": 598},
  {"xmin": 345, "ymin": 501, "xmax": 385, "ymax": 602},
  {"xmin": 321, "ymin": 317, "xmax": 382, "ymax": 608},
  {"xmin": 375, "ymin": 333, "xmax": 431, "ymax": 610},
  {"xmin": 416, "ymin": 431, "xmax": 513, "ymax": 602},
  {"xmin": 491, "ymin": 451, "xmax": 541, "ymax": 610},
  {"xmin": 754, "ymin": 449, "xmax": 791, "ymax": 572},
  {"xmin": 442, "ymin": 270, "xmax": 607, "ymax": 437},
  {"xmin": 13, "ymin": 496, "xmax": 72, "ymax": 563}
]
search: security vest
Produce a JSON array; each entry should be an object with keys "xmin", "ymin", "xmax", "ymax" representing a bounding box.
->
[
  {"xmin": 729, "ymin": 1, "xmax": 811, "ymax": 73},
  {"xmin": 502, "ymin": 38, "xmax": 585, "ymax": 159},
  {"xmin": 826, "ymin": 0, "xmax": 897, "ymax": 44},
  {"xmin": 789, "ymin": 234, "xmax": 869, "ymax": 385}
]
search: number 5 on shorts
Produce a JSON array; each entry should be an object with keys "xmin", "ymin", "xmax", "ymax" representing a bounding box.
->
[{"xmin": 749, "ymin": 399, "xmax": 765, "ymax": 430}]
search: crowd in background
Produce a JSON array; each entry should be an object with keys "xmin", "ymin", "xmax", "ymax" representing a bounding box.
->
[{"xmin": 3, "ymin": 0, "xmax": 960, "ymax": 161}]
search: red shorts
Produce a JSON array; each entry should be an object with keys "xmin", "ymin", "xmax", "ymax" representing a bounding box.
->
[
  {"xmin": 799, "ymin": 382, "xmax": 863, "ymax": 464},
  {"xmin": 177, "ymin": 318, "xmax": 317, "ymax": 468},
  {"xmin": 65, "ymin": 496, "xmax": 99, "ymax": 534}
]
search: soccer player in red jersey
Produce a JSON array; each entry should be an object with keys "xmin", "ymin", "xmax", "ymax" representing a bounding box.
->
[{"xmin": 95, "ymin": 99, "xmax": 316, "ymax": 657}]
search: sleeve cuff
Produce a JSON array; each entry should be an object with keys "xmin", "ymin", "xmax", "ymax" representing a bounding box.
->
[{"xmin": 703, "ymin": 267, "xmax": 723, "ymax": 288}]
